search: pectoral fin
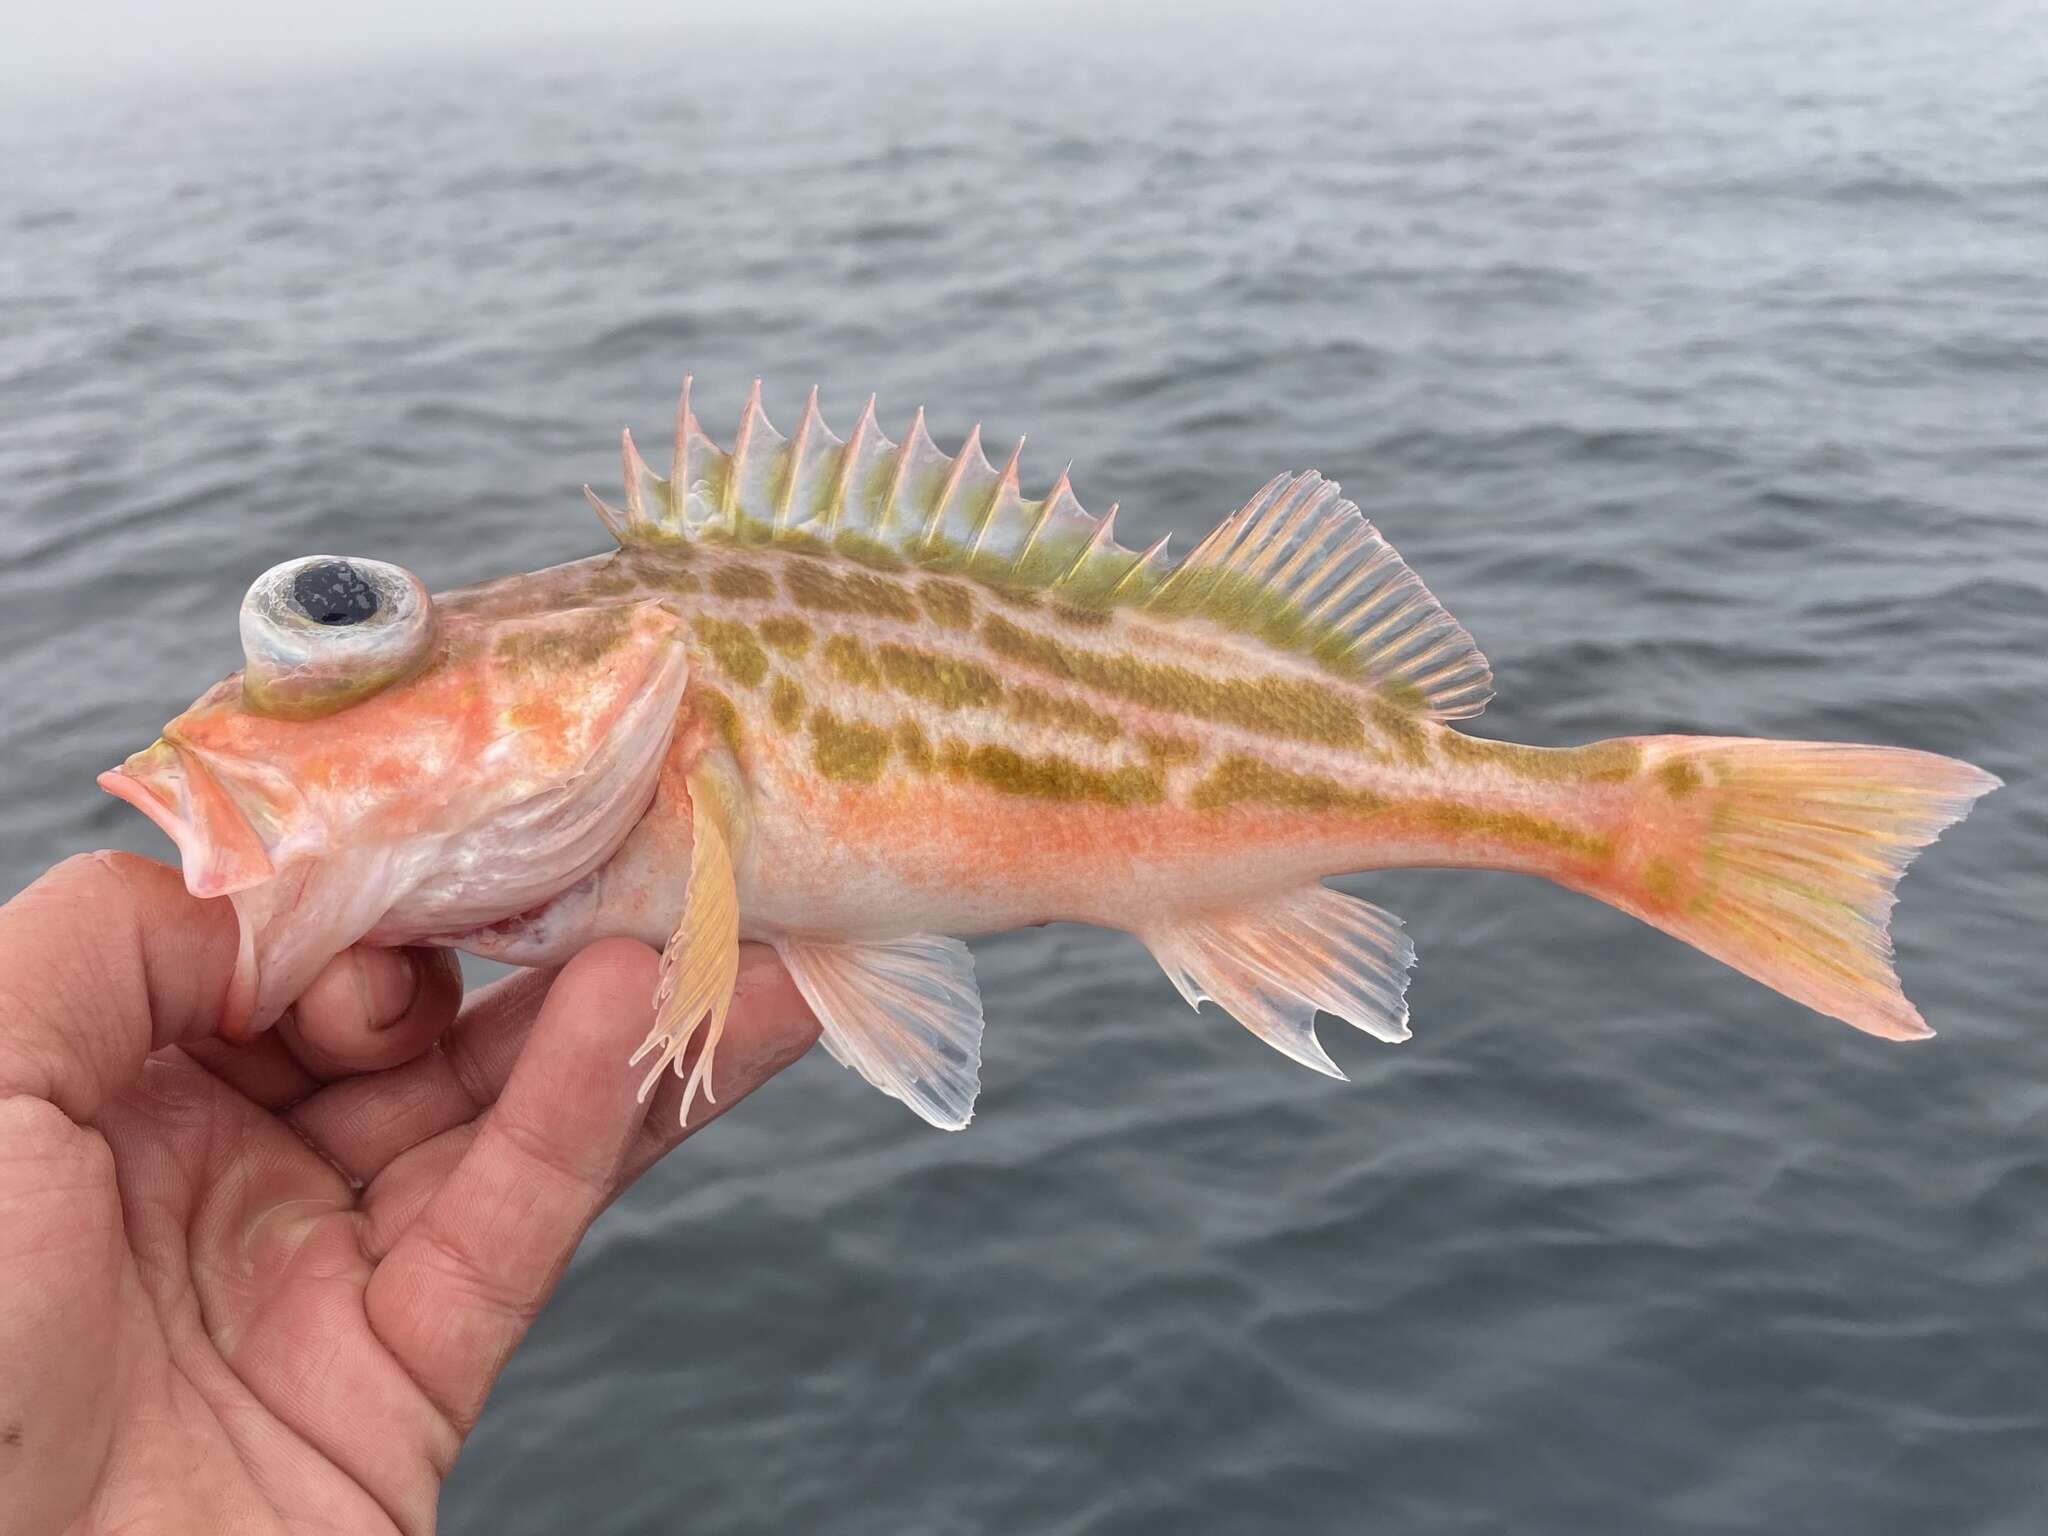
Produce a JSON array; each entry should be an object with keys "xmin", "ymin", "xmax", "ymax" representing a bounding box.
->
[
  {"xmin": 1141, "ymin": 885, "xmax": 1415, "ymax": 1078},
  {"xmin": 772, "ymin": 934, "xmax": 985, "ymax": 1130},
  {"xmin": 632, "ymin": 765, "xmax": 741, "ymax": 1124}
]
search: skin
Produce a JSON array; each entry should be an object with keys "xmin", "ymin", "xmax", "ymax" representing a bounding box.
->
[{"xmin": 0, "ymin": 852, "xmax": 817, "ymax": 1536}]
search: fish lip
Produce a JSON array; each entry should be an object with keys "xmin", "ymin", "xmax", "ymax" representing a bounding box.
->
[{"xmin": 98, "ymin": 741, "xmax": 278, "ymax": 900}]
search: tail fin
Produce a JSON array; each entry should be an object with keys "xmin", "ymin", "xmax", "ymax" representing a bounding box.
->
[{"xmin": 1605, "ymin": 738, "xmax": 1998, "ymax": 1039}]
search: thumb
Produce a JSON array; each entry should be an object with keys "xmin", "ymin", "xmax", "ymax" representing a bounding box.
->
[{"xmin": 0, "ymin": 852, "xmax": 415, "ymax": 1121}]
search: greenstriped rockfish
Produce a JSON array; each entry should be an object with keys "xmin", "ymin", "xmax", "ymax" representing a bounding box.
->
[{"xmin": 100, "ymin": 379, "xmax": 1999, "ymax": 1129}]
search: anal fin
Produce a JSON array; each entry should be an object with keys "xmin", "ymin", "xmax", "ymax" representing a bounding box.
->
[
  {"xmin": 772, "ymin": 934, "xmax": 984, "ymax": 1130},
  {"xmin": 1142, "ymin": 886, "xmax": 1416, "ymax": 1078},
  {"xmin": 633, "ymin": 765, "xmax": 741, "ymax": 1125}
]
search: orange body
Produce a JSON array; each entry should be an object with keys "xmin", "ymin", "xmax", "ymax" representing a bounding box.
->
[{"xmin": 100, "ymin": 381, "xmax": 1996, "ymax": 1127}]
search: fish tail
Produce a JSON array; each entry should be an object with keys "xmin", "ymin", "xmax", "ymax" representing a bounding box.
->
[{"xmin": 1594, "ymin": 736, "xmax": 1998, "ymax": 1039}]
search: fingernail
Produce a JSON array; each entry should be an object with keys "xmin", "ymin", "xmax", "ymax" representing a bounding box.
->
[{"xmin": 367, "ymin": 949, "xmax": 419, "ymax": 1031}]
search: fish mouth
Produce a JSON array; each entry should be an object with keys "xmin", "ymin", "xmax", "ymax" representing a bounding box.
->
[
  {"xmin": 96, "ymin": 599, "xmax": 690, "ymax": 1037},
  {"xmin": 98, "ymin": 739, "xmax": 278, "ymax": 899},
  {"xmin": 99, "ymin": 737, "xmax": 290, "ymax": 1038}
]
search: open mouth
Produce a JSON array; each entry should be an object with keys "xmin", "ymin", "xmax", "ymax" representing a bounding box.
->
[{"xmin": 98, "ymin": 739, "xmax": 277, "ymax": 899}]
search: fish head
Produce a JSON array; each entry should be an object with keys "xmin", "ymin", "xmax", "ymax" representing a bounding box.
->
[{"xmin": 100, "ymin": 554, "xmax": 689, "ymax": 1035}]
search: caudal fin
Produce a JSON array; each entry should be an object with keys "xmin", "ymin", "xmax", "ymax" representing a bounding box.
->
[{"xmin": 1609, "ymin": 738, "xmax": 1998, "ymax": 1039}]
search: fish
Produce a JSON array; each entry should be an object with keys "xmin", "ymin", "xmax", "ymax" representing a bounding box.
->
[{"xmin": 100, "ymin": 378, "xmax": 2000, "ymax": 1129}]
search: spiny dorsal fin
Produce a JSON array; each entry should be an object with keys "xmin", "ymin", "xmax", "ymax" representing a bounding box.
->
[{"xmin": 595, "ymin": 380, "xmax": 1489, "ymax": 712}]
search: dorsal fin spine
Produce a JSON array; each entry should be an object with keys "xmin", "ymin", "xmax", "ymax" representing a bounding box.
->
[
  {"xmin": 776, "ymin": 386, "xmax": 822, "ymax": 532},
  {"xmin": 613, "ymin": 381, "xmax": 1491, "ymax": 717},
  {"xmin": 969, "ymin": 438, "xmax": 1024, "ymax": 559},
  {"xmin": 879, "ymin": 408, "xmax": 928, "ymax": 539},
  {"xmin": 671, "ymin": 376, "xmax": 695, "ymax": 517},
  {"xmin": 825, "ymin": 394, "xmax": 878, "ymax": 536},
  {"xmin": 721, "ymin": 379, "xmax": 765, "ymax": 532},
  {"xmin": 1056, "ymin": 504, "xmax": 1119, "ymax": 586},
  {"xmin": 584, "ymin": 484, "xmax": 630, "ymax": 542},
  {"xmin": 921, "ymin": 422, "xmax": 981, "ymax": 550},
  {"xmin": 620, "ymin": 429, "xmax": 646, "ymax": 525},
  {"xmin": 1104, "ymin": 532, "xmax": 1171, "ymax": 601},
  {"xmin": 1013, "ymin": 463, "xmax": 1070, "ymax": 569}
]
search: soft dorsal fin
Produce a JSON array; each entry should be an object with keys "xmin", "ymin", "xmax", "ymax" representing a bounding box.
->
[
  {"xmin": 1145, "ymin": 472, "xmax": 1491, "ymax": 718},
  {"xmin": 587, "ymin": 379, "xmax": 1489, "ymax": 712}
]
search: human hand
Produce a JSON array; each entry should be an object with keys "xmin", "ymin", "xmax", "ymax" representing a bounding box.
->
[{"xmin": 0, "ymin": 852, "xmax": 817, "ymax": 1536}]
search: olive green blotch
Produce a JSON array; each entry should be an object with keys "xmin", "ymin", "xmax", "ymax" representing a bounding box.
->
[
  {"xmin": 810, "ymin": 708, "xmax": 892, "ymax": 784},
  {"xmin": 918, "ymin": 579, "xmax": 976, "ymax": 630},
  {"xmin": 1049, "ymin": 601, "xmax": 1113, "ymax": 630},
  {"xmin": 1642, "ymin": 855, "xmax": 1681, "ymax": 904},
  {"xmin": 495, "ymin": 606, "xmax": 635, "ymax": 676},
  {"xmin": 1415, "ymin": 801, "xmax": 1611, "ymax": 860},
  {"xmin": 693, "ymin": 685, "xmax": 745, "ymax": 759},
  {"xmin": 709, "ymin": 562, "xmax": 776, "ymax": 601},
  {"xmin": 690, "ymin": 616, "xmax": 768, "ymax": 688},
  {"xmin": 786, "ymin": 560, "xmax": 920, "ymax": 622},
  {"xmin": 822, "ymin": 633, "xmax": 881, "ymax": 688},
  {"xmin": 1440, "ymin": 733, "xmax": 1642, "ymax": 785},
  {"xmin": 1138, "ymin": 730, "xmax": 1202, "ymax": 765},
  {"xmin": 758, "ymin": 614, "xmax": 814, "ymax": 657},
  {"xmin": 895, "ymin": 718, "xmax": 935, "ymax": 772},
  {"xmin": 1008, "ymin": 685, "xmax": 1121, "ymax": 744},
  {"xmin": 876, "ymin": 642, "xmax": 1004, "ymax": 711},
  {"xmin": 1192, "ymin": 755, "xmax": 1386, "ymax": 814},
  {"xmin": 981, "ymin": 614, "xmax": 1364, "ymax": 750},
  {"xmin": 1369, "ymin": 699, "xmax": 1430, "ymax": 765},
  {"xmin": 938, "ymin": 739, "xmax": 1164, "ymax": 807},
  {"xmin": 1658, "ymin": 758, "xmax": 1705, "ymax": 798},
  {"xmin": 770, "ymin": 675, "xmax": 806, "ymax": 732}
]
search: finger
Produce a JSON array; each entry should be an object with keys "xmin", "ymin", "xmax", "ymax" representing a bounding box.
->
[
  {"xmin": 182, "ymin": 944, "xmax": 464, "ymax": 1112},
  {"xmin": 286, "ymin": 965, "xmax": 558, "ymax": 1186},
  {"xmin": 181, "ymin": 1032, "xmax": 322, "ymax": 1110},
  {"xmin": 355, "ymin": 946, "xmax": 817, "ymax": 1258},
  {"xmin": 0, "ymin": 1096, "xmax": 125, "ymax": 1532},
  {"xmin": 275, "ymin": 945, "xmax": 464, "ymax": 1079},
  {"xmin": 295, "ymin": 937, "xmax": 805, "ymax": 1187},
  {"xmin": 363, "ymin": 939, "xmax": 663, "ymax": 1429},
  {"xmin": 0, "ymin": 852, "xmax": 241, "ymax": 1119}
]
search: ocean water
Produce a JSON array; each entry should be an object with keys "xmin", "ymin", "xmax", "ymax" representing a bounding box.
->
[{"xmin": 2, "ymin": 1, "xmax": 2044, "ymax": 1530}]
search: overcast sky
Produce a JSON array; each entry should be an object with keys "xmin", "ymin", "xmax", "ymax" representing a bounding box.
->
[
  {"xmin": 2, "ymin": 0, "xmax": 981, "ymax": 96},
  {"xmin": 1, "ymin": 0, "xmax": 1499, "ymax": 100},
  {"xmin": 3, "ymin": 0, "xmax": 1314, "ymax": 97}
]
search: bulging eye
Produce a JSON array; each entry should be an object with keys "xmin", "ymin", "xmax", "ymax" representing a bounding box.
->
[{"xmin": 240, "ymin": 556, "xmax": 437, "ymax": 718}]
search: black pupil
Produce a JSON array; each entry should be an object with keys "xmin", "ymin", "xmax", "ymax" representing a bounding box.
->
[{"xmin": 292, "ymin": 561, "xmax": 380, "ymax": 626}]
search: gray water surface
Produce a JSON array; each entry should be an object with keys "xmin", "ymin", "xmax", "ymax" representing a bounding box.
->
[{"xmin": 3, "ymin": 3, "xmax": 2044, "ymax": 1531}]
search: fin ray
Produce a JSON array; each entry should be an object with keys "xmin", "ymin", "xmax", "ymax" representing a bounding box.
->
[
  {"xmin": 1142, "ymin": 886, "xmax": 1416, "ymax": 1077},
  {"xmin": 1612, "ymin": 738, "xmax": 1998, "ymax": 1039},
  {"xmin": 773, "ymin": 933, "xmax": 984, "ymax": 1129},
  {"xmin": 1146, "ymin": 471, "xmax": 1492, "ymax": 718},
  {"xmin": 632, "ymin": 767, "xmax": 742, "ymax": 1124},
  {"xmin": 608, "ymin": 382, "xmax": 1485, "ymax": 702}
]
